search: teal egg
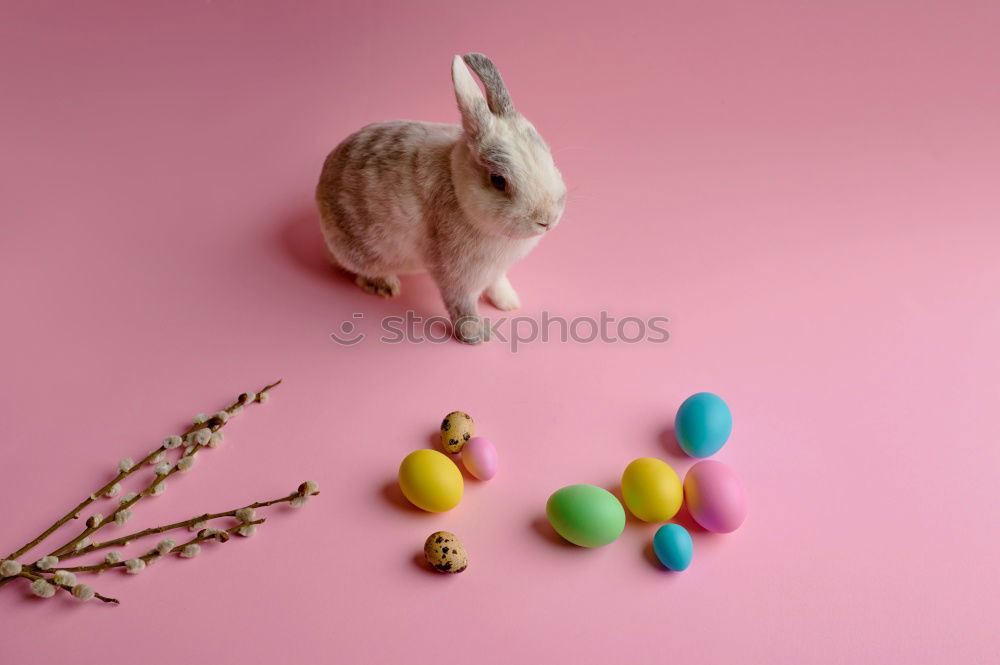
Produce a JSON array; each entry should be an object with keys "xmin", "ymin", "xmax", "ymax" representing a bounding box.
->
[
  {"xmin": 546, "ymin": 484, "xmax": 626, "ymax": 548},
  {"xmin": 652, "ymin": 524, "xmax": 693, "ymax": 571},
  {"xmin": 675, "ymin": 392, "xmax": 732, "ymax": 458}
]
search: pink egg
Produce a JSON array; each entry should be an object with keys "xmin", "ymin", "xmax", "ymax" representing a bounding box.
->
[
  {"xmin": 683, "ymin": 460, "xmax": 747, "ymax": 533},
  {"xmin": 461, "ymin": 436, "xmax": 498, "ymax": 480}
]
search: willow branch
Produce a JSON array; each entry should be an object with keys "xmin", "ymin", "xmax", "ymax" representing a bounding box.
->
[
  {"xmin": 56, "ymin": 489, "xmax": 318, "ymax": 561},
  {"xmin": 19, "ymin": 570, "xmax": 119, "ymax": 605},
  {"xmin": 43, "ymin": 381, "xmax": 281, "ymax": 558},
  {"xmin": 6, "ymin": 449, "xmax": 161, "ymax": 562},
  {"xmin": 5, "ymin": 380, "xmax": 280, "ymax": 562},
  {"xmin": 51, "ymin": 519, "xmax": 266, "ymax": 574}
]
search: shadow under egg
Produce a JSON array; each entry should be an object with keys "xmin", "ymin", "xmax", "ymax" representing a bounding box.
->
[{"xmin": 379, "ymin": 479, "xmax": 431, "ymax": 515}]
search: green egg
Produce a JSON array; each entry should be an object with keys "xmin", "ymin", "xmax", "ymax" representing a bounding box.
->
[{"xmin": 545, "ymin": 484, "xmax": 626, "ymax": 547}]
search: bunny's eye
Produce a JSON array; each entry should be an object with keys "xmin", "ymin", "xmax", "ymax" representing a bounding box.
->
[{"xmin": 489, "ymin": 173, "xmax": 507, "ymax": 192}]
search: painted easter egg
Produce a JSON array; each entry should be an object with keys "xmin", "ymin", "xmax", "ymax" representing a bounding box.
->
[
  {"xmin": 675, "ymin": 392, "xmax": 733, "ymax": 458},
  {"xmin": 440, "ymin": 411, "xmax": 475, "ymax": 453},
  {"xmin": 461, "ymin": 436, "xmax": 498, "ymax": 480},
  {"xmin": 683, "ymin": 460, "xmax": 747, "ymax": 533},
  {"xmin": 620, "ymin": 457, "xmax": 683, "ymax": 522},
  {"xmin": 398, "ymin": 449, "xmax": 463, "ymax": 512},
  {"xmin": 653, "ymin": 524, "xmax": 693, "ymax": 571},
  {"xmin": 546, "ymin": 484, "xmax": 626, "ymax": 548}
]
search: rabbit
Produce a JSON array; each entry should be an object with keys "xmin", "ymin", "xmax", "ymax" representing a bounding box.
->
[{"xmin": 316, "ymin": 53, "xmax": 566, "ymax": 344}]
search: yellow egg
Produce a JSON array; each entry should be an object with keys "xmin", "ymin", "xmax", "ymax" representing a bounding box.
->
[
  {"xmin": 620, "ymin": 457, "xmax": 682, "ymax": 522},
  {"xmin": 398, "ymin": 449, "xmax": 464, "ymax": 512}
]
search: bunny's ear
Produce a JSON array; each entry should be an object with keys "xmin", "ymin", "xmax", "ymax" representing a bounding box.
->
[
  {"xmin": 452, "ymin": 55, "xmax": 491, "ymax": 140},
  {"xmin": 462, "ymin": 53, "xmax": 514, "ymax": 116}
]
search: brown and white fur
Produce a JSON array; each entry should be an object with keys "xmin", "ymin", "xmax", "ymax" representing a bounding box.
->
[{"xmin": 316, "ymin": 53, "xmax": 566, "ymax": 344}]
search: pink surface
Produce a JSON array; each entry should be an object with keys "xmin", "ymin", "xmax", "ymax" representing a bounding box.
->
[{"xmin": 1, "ymin": 1, "xmax": 998, "ymax": 663}]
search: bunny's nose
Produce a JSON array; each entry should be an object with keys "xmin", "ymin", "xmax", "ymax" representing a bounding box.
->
[{"xmin": 532, "ymin": 206, "xmax": 561, "ymax": 231}]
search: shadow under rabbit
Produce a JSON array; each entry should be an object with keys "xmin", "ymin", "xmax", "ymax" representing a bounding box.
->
[{"xmin": 275, "ymin": 205, "xmax": 443, "ymax": 318}]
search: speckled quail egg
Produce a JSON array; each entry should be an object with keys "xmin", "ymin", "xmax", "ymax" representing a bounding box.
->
[
  {"xmin": 423, "ymin": 531, "xmax": 468, "ymax": 574},
  {"xmin": 440, "ymin": 411, "xmax": 475, "ymax": 454}
]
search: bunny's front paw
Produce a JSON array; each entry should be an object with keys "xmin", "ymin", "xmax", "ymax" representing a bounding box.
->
[
  {"xmin": 485, "ymin": 275, "xmax": 521, "ymax": 311},
  {"xmin": 453, "ymin": 315, "xmax": 491, "ymax": 345},
  {"xmin": 356, "ymin": 274, "xmax": 401, "ymax": 298}
]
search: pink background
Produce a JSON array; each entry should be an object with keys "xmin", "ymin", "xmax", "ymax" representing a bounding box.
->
[{"xmin": 2, "ymin": 1, "xmax": 998, "ymax": 663}]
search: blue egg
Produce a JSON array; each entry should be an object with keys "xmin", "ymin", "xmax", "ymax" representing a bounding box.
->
[
  {"xmin": 675, "ymin": 392, "xmax": 732, "ymax": 458},
  {"xmin": 653, "ymin": 524, "xmax": 693, "ymax": 571}
]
